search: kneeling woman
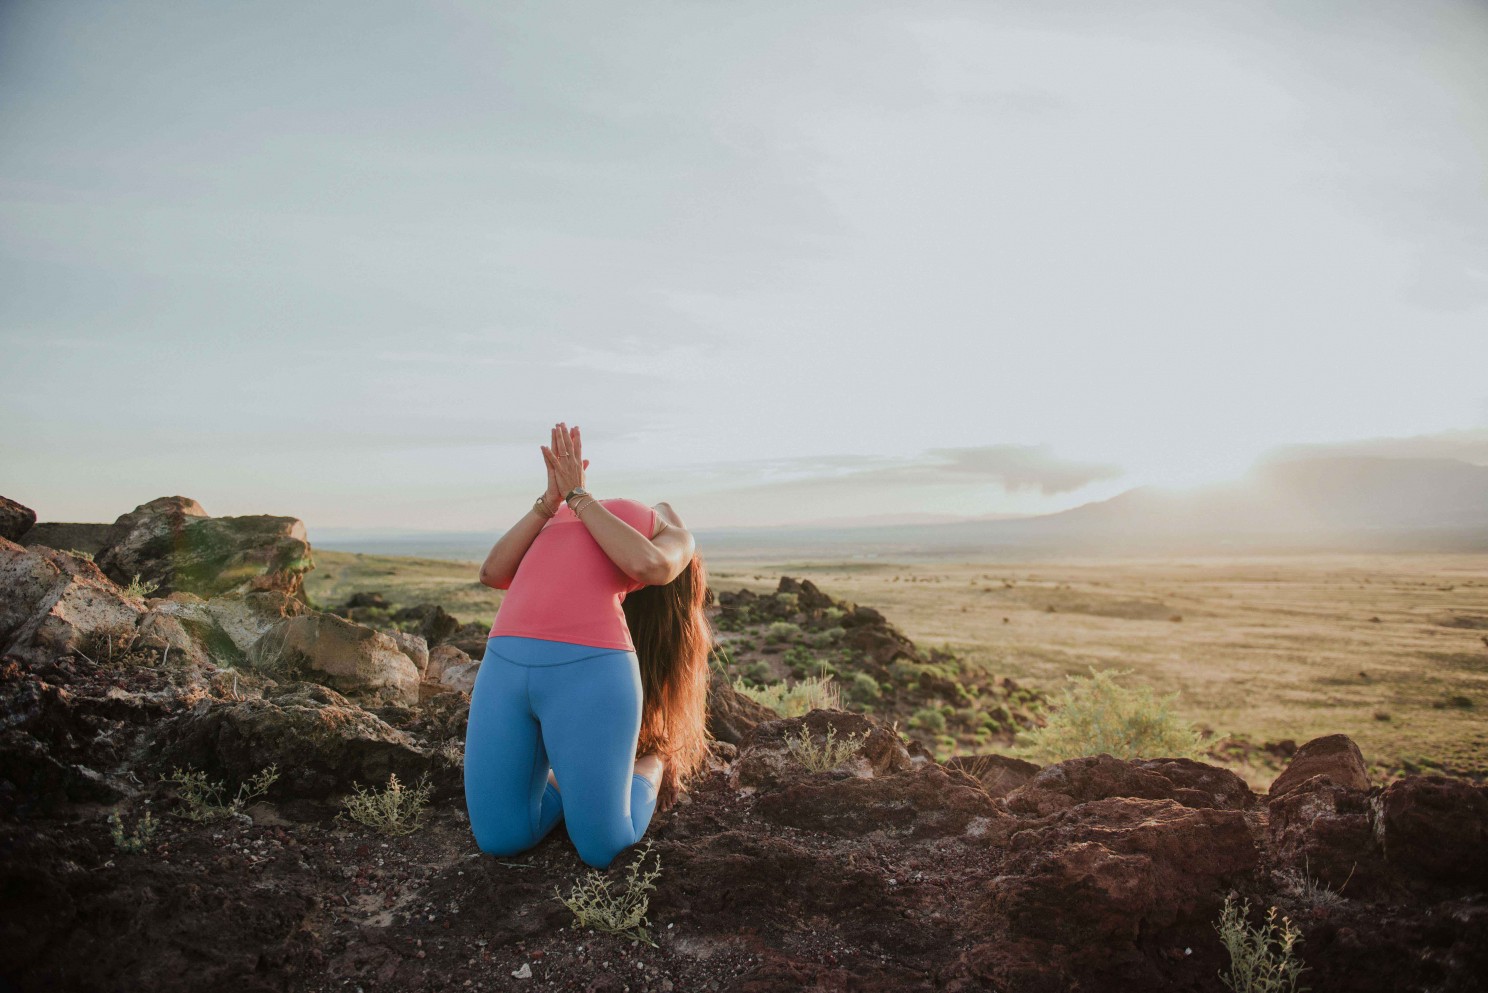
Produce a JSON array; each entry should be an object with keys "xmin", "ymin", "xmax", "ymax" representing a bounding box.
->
[{"xmin": 466, "ymin": 421, "xmax": 712, "ymax": 869}]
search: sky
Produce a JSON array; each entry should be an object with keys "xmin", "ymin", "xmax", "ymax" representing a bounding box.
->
[{"xmin": 2, "ymin": 0, "xmax": 1486, "ymax": 533}]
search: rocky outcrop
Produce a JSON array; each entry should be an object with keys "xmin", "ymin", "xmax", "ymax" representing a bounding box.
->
[
  {"xmin": 24, "ymin": 495, "xmax": 318, "ymax": 599},
  {"xmin": 1003, "ymin": 753, "xmax": 1256, "ymax": 816},
  {"xmin": 150, "ymin": 682, "xmax": 447, "ymax": 805},
  {"xmin": 0, "ymin": 495, "xmax": 37, "ymax": 542},
  {"xmin": 424, "ymin": 643, "xmax": 470, "ymax": 682},
  {"xmin": 254, "ymin": 612, "xmax": 420, "ymax": 707},
  {"xmin": 1, "ymin": 537, "xmax": 144, "ymax": 665},
  {"xmin": 1267, "ymin": 731, "xmax": 1370, "ymax": 796},
  {"xmin": 705, "ymin": 666, "xmax": 779, "ymax": 746}
]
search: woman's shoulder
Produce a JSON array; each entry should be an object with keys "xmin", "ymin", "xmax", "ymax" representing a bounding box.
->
[
  {"xmin": 600, "ymin": 496, "xmax": 658, "ymax": 528},
  {"xmin": 600, "ymin": 496, "xmax": 654, "ymax": 512}
]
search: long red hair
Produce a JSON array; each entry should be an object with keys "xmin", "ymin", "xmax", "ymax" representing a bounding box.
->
[{"xmin": 621, "ymin": 550, "xmax": 714, "ymax": 813}]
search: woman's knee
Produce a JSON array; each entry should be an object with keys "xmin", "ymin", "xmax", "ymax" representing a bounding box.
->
[{"xmin": 470, "ymin": 811, "xmax": 538, "ymax": 857}]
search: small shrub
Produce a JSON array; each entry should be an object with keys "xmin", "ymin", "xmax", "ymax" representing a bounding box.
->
[
  {"xmin": 910, "ymin": 707, "xmax": 947, "ymax": 733},
  {"xmin": 736, "ymin": 661, "xmax": 773, "ymax": 686},
  {"xmin": 250, "ymin": 627, "xmax": 310, "ymax": 682},
  {"xmin": 341, "ymin": 772, "xmax": 433, "ymax": 836},
  {"xmin": 707, "ymin": 642, "xmax": 737, "ymax": 675},
  {"xmin": 774, "ymin": 591, "xmax": 799, "ymax": 611},
  {"xmin": 64, "ymin": 548, "xmax": 95, "ymax": 561},
  {"xmin": 822, "ymin": 606, "xmax": 844, "ymax": 622},
  {"xmin": 735, "ymin": 672, "xmax": 841, "ymax": 717},
  {"xmin": 436, "ymin": 738, "xmax": 464, "ymax": 766},
  {"xmin": 162, "ymin": 764, "xmax": 280, "ymax": 822},
  {"xmin": 785, "ymin": 722, "xmax": 867, "ymax": 772},
  {"xmin": 1275, "ymin": 857, "xmax": 1352, "ymax": 912},
  {"xmin": 554, "ymin": 838, "xmax": 662, "ymax": 947},
  {"xmin": 844, "ymin": 672, "xmax": 881, "ymax": 706},
  {"xmin": 810, "ymin": 626, "xmax": 845, "ymax": 647},
  {"xmin": 122, "ymin": 573, "xmax": 160, "ymax": 600},
  {"xmin": 108, "ymin": 808, "xmax": 158, "ymax": 853},
  {"xmin": 1015, "ymin": 667, "xmax": 1204, "ymax": 762},
  {"xmin": 1215, "ymin": 893, "xmax": 1308, "ymax": 993},
  {"xmin": 782, "ymin": 644, "xmax": 816, "ymax": 671},
  {"xmin": 80, "ymin": 623, "xmax": 142, "ymax": 668},
  {"xmin": 765, "ymin": 621, "xmax": 801, "ymax": 643}
]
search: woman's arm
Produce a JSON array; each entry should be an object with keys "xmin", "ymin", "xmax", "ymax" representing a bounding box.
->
[
  {"xmin": 477, "ymin": 503, "xmax": 551, "ymax": 589},
  {"xmin": 572, "ymin": 499, "xmax": 695, "ymax": 586},
  {"xmin": 480, "ymin": 425, "xmax": 587, "ymax": 589},
  {"xmin": 543, "ymin": 422, "xmax": 694, "ymax": 587}
]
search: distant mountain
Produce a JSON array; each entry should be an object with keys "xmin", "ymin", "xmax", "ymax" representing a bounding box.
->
[
  {"xmin": 307, "ymin": 456, "xmax": 1488, "ymax": 561},
  {"xmin": 690, "ymin": 455, "xmax": 1488, "ymax": 559}
]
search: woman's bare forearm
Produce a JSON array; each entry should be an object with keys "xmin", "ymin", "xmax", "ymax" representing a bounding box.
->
[
  {"xmin": 575, "ymin": 500, "xmax": 666, "ymax": 585},
  {"xmin": 479, "ymin": 506, "xmax": 550, "ymax": 588}
]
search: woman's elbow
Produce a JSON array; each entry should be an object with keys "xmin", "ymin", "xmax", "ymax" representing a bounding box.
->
[{"xmin": 638, "ymin": 551, "xmax": 684, "ymax": 587}]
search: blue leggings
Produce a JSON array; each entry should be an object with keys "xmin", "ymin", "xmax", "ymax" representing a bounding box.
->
[{"xmin": 463, "ymin": 635, "xmax": 659, "ymax": 869}]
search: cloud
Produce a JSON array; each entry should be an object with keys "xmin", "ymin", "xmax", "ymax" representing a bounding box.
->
[
  {"xmin": 685, "ymin": 444, "xmax": 1124, "ymax": 497},
  {"xmin": 1254, "ymin": 428, "xmax": 1488, "ymax": 467}
]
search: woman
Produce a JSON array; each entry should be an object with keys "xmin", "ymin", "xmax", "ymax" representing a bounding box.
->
[{"xmin": 465, "ymin": 421, "xmax": 713, "ymax": 869}]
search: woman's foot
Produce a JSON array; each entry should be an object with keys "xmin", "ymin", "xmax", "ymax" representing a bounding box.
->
[{"xmin": 634, "ymin": 752, "xmax": 664, "ymax": 790}]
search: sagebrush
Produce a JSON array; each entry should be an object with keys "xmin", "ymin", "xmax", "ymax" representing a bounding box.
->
[
  {"xmin": 1216, "ymin": 893, "xmax": 1309, "ymax": 993},
  {"xmin": 554, "ymin": 839, "xmax": 663, "ymax": 946},
  {"xmin": 785, "ymin": 721, "xmax": 867, "ymax": 772},
  {"xmin": 162, "ymin": 764, "xmax": 280, "ymax": 821},
  {"xmin": 1015, "ymin": 666, "xmax": 1205, "ymax": 761},
  {"xmin": 342, "ymin": 772, "xmax": 433, "ymax": 835}
]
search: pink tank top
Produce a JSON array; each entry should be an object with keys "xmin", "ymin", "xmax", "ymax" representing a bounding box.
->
[{"xmin": 488, "ymin": 497, "xmax": 659, "ymax": 651}]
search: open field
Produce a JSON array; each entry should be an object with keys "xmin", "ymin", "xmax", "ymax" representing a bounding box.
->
[{"xmin": 305, "ymin": 549, "xmax": 1488, "ymax": 784}]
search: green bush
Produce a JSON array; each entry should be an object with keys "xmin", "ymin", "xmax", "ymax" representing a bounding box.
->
[
  {"xmin": 910, "ymin": 707, "xmax": 947, "ymax": 733},
  {"xmin": 809, "ymin": 625, "xmax": 845, "ymax": 647},
  {"xmin": 734, "ymin": 672, "xmax": 841, "ymax": 717},
  {"xmin": 888, "ymin": 660, "xmax": 920, "ymax": 683},
  {"xmin": 737, "ymin": 661, "xmax": 773, "ymax": 686},
  {"xmin": 774, "ymin": 591, "xmax": 799, "ymax": 611},
  {"xmin": 844, "ymin": 672, "xmax": 881, "ymax": 706},
  {"xmin": 765, "ymin": 621, "xmax": 802, "ymax": 643},
  {"xmin": 1015, "ymin": 667, "xmax": 1204, "ymax": 762}
]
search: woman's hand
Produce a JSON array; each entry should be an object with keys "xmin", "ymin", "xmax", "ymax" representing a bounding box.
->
[{"xmin": 541, "ymin": 422, "xmax": 588, "ymax": 500}]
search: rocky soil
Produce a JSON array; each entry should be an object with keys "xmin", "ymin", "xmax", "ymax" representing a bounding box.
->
[{"xmin": 3, "ymin": 494, "xmax": 1486, "ymax": 992}]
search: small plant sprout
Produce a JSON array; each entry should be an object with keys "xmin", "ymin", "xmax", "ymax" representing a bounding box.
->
[
  {"xmin": 162, "ymin": 764, "xmax": 280, "ymax": 822},
  {"xmin": 436, "ymin": 737, "xmax": 464, "ymax": 766},
  {"xmin": 785, "ymin": 722, "xmax": 867, "ymax": 772},
  {"xmin": 123, "ymin": 573, "xmax": 160, "ymax": 600},
  {"xmin": 108, "ymin": 808, "xmax": 159, "ymax": 853},
  {"xmin": 341, "ymin": 772, "xmax": 433, "ymax": 836},
  {"xmin": 1275, "ymin": 856, "xmax": 1353, "ymax": 912},
  {"xmin": 1215, "ymin": 893, "xmax": 1309, "ymax": 993},
  {"xmin": 554, "ymin": 839, "xmax": 663, "ymax": 947}
]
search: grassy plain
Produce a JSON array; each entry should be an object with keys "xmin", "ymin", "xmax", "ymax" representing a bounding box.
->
[{"xmin": 304, "ymin": 549, "xmax": 1488, "ymax": 785}]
